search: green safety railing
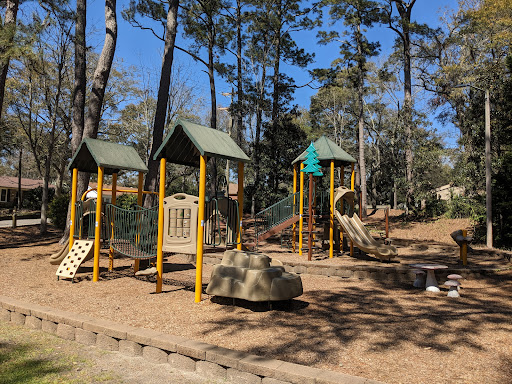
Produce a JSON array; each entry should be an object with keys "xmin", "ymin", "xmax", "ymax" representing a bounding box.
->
[
  {"xmin": 255, "ymin": 189, "xmax": 333, "ymax": 244},
  {"xmin": 204, "ymin": 197, "xmax": 240, "ymax": 247},
  {"xmin": 73, "ymin": 200, "xmax": 107, "ymax": 240},
  {"xmin": 303, "ymin": 189, "xmax": 330, "ymax": 217},
  {"xmin": 204, "ymin": 198, "xmax": 221, "ymax": 246},
  {"xmin": 255, "ymin": 192, "xmax": 299, "ymax": 243},
  {"xmin": 73, "ymin": 200, "xmax": 83, "ymax": 238},
  {"xmin": 105, "ymin": 204, "xmax": 158, "ymax": 259}
]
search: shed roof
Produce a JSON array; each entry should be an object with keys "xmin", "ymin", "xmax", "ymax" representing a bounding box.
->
[
  {"xmin": 153, "ymin": 119, "xmax": 250, "ymax": 166},
  {"xmin": 68, "ymin": 138, "xmax": 148, "ymax": 175},
  {"xmin": 292, "ymin": 135, "xmax": 356, "ymax": 167}
]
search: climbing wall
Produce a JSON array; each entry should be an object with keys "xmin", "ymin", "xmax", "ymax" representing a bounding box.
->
[{"xmin": 56, "ymin": 240, "xmax": 94, "ymax": 281}]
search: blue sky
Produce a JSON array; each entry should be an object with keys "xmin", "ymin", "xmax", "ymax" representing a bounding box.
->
[{"xmin": 87, "ymin": 0, "xmax": 460, "ymax": 146}]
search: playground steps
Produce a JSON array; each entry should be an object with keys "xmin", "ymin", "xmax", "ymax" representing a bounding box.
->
[
  {"xmin": 56, "ymin": 240, "xmax": 94, "ymax": 282},
  {"xmin": 257, "ymin": 215, "xmax": 301, "ymax": 242}
]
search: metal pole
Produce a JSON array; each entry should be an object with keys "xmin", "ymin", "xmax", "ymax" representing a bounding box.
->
[
  {"xmin": 308, "ymin": 173, "xmax": 313, "ymax": 261},
  {"xmin": 134, "ymin": 172, "xmax": 144, "ymax": 273},
  {"xmin": 93, "ymin": 166, "xmax": 104, "ymax": 282},
  {"xmin": 156, "ymin": 159, "xmax": 166, "ymax": 293},
  {"xmin": 69, "ymin": 168, "xmax": 78, "ymax": 251},
  {"xmin": 299, "ymin": 162, "xmax": 304, "ymax": 256},
  {"xmin": 109, "ymin": 173, "xmax": 117, "ymax": 272},
  {"xmin": 195, "ymin": 155, "xmax": 207, "ymax": 302},
  {"xmin": 484, "ymin": 89, "xmax": 492, "ymax": 248},
  {"xmin": 329, "ymin": 160, "xmax": 334, "ymax": 258},
  {"xmin": 236, "ymin": 162, "xmax": 244, "ymax": 250},
  {"xmin": 292, "ymin": 164, "xmax": 297, "ymax": 253}
]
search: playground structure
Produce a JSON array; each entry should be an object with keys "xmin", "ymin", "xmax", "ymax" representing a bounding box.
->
[
  {"xmin": 58, "ymin": 122, "xmax": 397, "ymax": 302},
  {"xmin": 255, "ymin": 136, "xmax": 357, "ymax": 256},
  {"xmin": 255, "ymin": 135, "xmax": 395, "ymax": 261},
  {"xmin": 63, "ymin": 119, "xmax": 250, "ymax": 303}
]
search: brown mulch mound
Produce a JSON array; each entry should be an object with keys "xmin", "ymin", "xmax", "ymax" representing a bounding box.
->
[{"xmin": 1, "ymin": 216, "xmax": 511, "ymax": 384}]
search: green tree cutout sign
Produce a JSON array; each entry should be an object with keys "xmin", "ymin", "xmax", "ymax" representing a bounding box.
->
[
  {"xmin": 301, "ymin": 142, "xmax": 323, "ymax": 177},
  {"xmin": 301, "ymin": 142, "xmax": 322, "ymax": 261}
]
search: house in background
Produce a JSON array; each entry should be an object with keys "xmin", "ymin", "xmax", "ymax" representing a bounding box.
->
[
  {"xmin": 435, "ymin": 184, "xmax": 464, "ymax": 201},
  {"xmin": 0, "ymin": 176, "xmax": 55, "ymax": 208}
]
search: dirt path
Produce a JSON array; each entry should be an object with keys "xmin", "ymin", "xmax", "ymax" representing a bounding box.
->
[{"xmin": 0, "ymin": 321, "xmax": 222, "ymax": 384}]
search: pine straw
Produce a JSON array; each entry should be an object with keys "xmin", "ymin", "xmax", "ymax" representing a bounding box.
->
[{"xmin": 1, "ymin": 218, "xmax": 511, "ymax": 384}]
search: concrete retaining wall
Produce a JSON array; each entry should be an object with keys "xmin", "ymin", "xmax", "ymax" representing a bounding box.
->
[
  {"xmin": 0, "ymin": 295, "xmax": 380, "ymax": 384},
  {"xmin": 200, "ymin": 254, "xmax": 495, "ymax": 283}
]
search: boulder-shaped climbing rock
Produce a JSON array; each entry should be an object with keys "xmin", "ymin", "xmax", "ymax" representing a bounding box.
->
[{"xmin": 206, "ymin": 250, "xmax": 303, "ymax": 302}]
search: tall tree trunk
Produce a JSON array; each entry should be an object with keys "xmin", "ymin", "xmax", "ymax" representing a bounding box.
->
[
  {"xmin": 62, "ymin": 0, "xmax": 88, "ymax": 243},
  {"xmin": 83, "ymin": 0, "xmax": 117, "ymax": 138},
  {"xmin": 0, "ymin": 0, "xmax": 19, "ymax": 119},
  {"xmin": 393, "ymin": 180, "xmax": 397, "ymax": 209},
  {"xmin": 269, "ymin": 3, "xmax": 282, "ymax": 196},
  {"xmin": 208, "ymin": 22, "xmax": 218, "ymax": 195},
  {"xmin": 143, "ymin": 0, "xmax": 179, "ymax": 208},
  {"xmin": 250, "ymin": 39, "xmax": 269, "ymax": 217},
  {"xmin": 356, "ymin": 23, "xmax": 367, "ymax": 218},
  {"xmin": 17, "ymin": 147, "xmax": 22, "ymax": 210},
  {"xmin": 236, "ymin": 0, "xmax": 243, "ymax": 146},
  {"xmin": 393, "ymin": 0, "xmax": 415, "ymax": 210},
  {"xmin": 41, "ymin": 40, "xmax": 66, "ymax": 234},
  {"xmin": 71, "ymin": 0, "xmax": 87, "ymax": 152},
  {"xmin": 271, "ymin": 0, "xmax": 282, "ymax": 124}
]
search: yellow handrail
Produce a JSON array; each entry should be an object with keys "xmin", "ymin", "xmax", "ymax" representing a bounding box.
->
[{"xmin": 80, "ymin": 187, "xmax": 158, "ymax": 202}]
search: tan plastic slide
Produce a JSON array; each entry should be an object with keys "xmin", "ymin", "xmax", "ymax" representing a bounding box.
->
[
  {"xmin": 49, "ymin": 239, "xmax": 70, "ymax": 265},
  {"xmin": 334, "ymin": 186, "xmax": 397, "ymax": 261}
]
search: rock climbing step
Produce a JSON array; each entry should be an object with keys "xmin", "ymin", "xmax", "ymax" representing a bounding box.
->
[{"xmin": 56, "ymin": 240, "xmax": 94, "ymax": 282}]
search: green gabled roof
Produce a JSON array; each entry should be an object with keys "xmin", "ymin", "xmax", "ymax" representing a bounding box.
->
[
  {"xmin": 68, "ymin": 138, "xmax": 148, "ymax": 175},
  {"xmin": 292, "ymin": 135, "xmax": 356, "ymax": 167},
  {"xmin": 153, "ymin": 119, "xmax": 250, "ymax": 166}
]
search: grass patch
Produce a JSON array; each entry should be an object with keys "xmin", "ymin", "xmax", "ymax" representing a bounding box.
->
[{"xmin": 0, "ymin": 322, "xmax": 120, "ymax": 383}]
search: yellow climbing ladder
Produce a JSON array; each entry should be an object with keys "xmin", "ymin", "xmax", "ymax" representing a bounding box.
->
[{"xmin": 56, "ymin": 240, "xmax": 94, "ymax": 282}]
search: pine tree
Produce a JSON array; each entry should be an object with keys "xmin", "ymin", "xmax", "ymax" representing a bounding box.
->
[{"xmin": 318, "ymin": 0, "xmax": 382, "ymax": 217}]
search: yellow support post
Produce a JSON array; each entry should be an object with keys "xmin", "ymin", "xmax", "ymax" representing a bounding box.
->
[
  {"xmin": 330, "ymin": 160, "xmax": 334, "ymax": 258},
  {"xmin": 69, "ymin": 168, "xmax": 78, "ymax": 251},
  {"xmin": 350, "ymin": 163, "xmax": 355, "ymax": 257},
  {"xmin": 350, "ymin": 163, "xmax": 355, "ymax": 191},
  {"xmin": 462, "ymin": 229, "xmax": 468, "ymax": 266},
  {"xmin": 195, "ymin": 155, "xmax": 207, "ymax": 302},
  {"xmin": 109, "ymin": 173, "xmax": 117, "ymax": 272},
  {"xmin": 134, "ymin": 172, "xmax": 144, "ymax": 273},
  {"xmin": 339, "ymin": 166, "xmax": 344, "ymax": 251},
  {"xmin": 299, "ymin": 162, "xmax": 304, "ymax": 256},
  {"xmin": 292, "ymin": 164, "xmax": 297, "ymax": 252},
  {"xmin": 93, "ymin": 167, "xmax": 104, "ymax": 282},
  {"xmin": 237, "ymin": 162, "xmax": 244, "ymax": 250},
  {"xmin": 156, "ymin": 159, "xmax": 166, "ymax": 293}
]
